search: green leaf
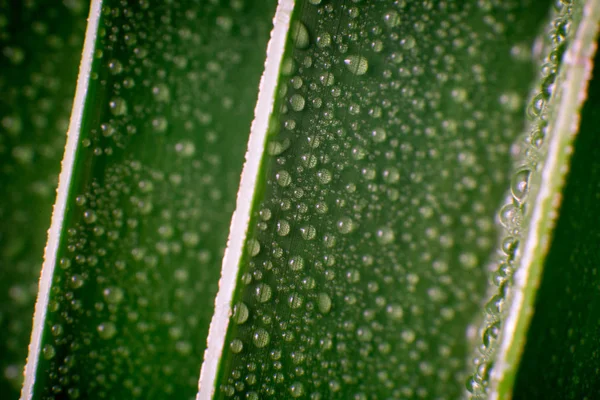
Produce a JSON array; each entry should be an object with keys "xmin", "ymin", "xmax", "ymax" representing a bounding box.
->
[
  {"xmin": 512, "ymin": 41, "xmax": 600, "ymax": 398},
  {"xmin": 198, "ymin": 0, "xmax": 584, "ymax": 398},
  {"xmin": 467, "ymin": 1, "xmax": 600, "ymax": 398},
  {"xmin": 501, "ymin": 2, "xmax": 600, "ymax": 398},
  {"xmin": 15, "ymin": 0, "xmax": 600, "ymax": 399},
  {"xmin": 21, "ymin": 1, "xmax": 276, "ymax": 399},
  {"xmin": 0, "ymin": 1, "xmax": 88, "ymax": 397}
]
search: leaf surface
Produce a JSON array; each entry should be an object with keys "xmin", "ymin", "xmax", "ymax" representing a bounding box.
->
[
  {"xmin": 467, "ymin": 1, "xmax": 600, "ymax": 398},
  {"xmin": 21, "ymin": 1, "xmax": 276, "ymax": 399},
  {"xmin": 513, "ymin": 42, "xmax": 600, "ymax": 399},
  {"xmin": 199, "ymin": 0, "xmax": 562, "ymax": 398},
  {"xmin": 0, "ymin": 1, "xmax": 88, "ymax": 397}
]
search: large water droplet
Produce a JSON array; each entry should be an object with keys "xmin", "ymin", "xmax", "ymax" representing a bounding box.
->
[
  {"xmin": 291, "ymin": 21, "xmax": 309, "ymax": 49},
  {"xmin": 344, "ymin": 55, "xmax": 368, "ymax": 75},
  {"xmin": 252, "ymin": 328, "xmax": 270, "ymax": 348}
]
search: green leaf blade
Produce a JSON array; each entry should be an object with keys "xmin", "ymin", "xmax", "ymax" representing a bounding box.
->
[
  {"xmin": 202, "ymin": 0, "xmax": 557, "ymax": 398},
  {"xmin": 22, "ymin": 1, "xmax": 277, "ymax": 399},
  {"xmin": 512, "ymin": 40, "xmax": 600, "ymax": 398},
  {"xmin": 0, "ymin": 1, "xmax": 88, "ymax": 397},
  {"xmin": 468, "ymin": 1, "xmax": 600, "ymax": 398}
]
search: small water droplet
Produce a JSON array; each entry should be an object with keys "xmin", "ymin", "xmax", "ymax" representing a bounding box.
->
[
  {"xmin": 97, "ymin": 322, "xmax": 117, "ymax": 339},
  {"xmin": 290, "ymin": 94, "xmax": 305, "ymax": 111},
  {"xmin": 255, "ymin": 283, "xmax": 272, "ymax": 303},
  {"xmin": 276, "ymin": 170, "xmax": 292, "ymax": 187},
  {"xmin": 317, "ymin": 293, "xmax": 332, "ymax": 314},
  {"xmin": 511, "ymin": 167, "xmax": 531, "ymax": 203},
  {"xmin": 233, "ymin": 302, "xmax": 249, "ymax": 324}
]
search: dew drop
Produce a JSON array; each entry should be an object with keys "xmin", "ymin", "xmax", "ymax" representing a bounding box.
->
[
  {"xmin": 383, "ymin": 10, "xmax": 401, "ymax": 28},
  {"xmin": 97, "ymin": 322, "xmax": 117, "ymax": 339},
  {"xmin": 233, "ymin": 302, "xmax": 249, "ymax": 324},
  {"xmin": 317, "ymin": 293, "xmax": 332, "ymax": 314},
  {"xmin": 337, "ymin": 216, "xmax": 355, "ymax": 234},
  {"xmin": 291, "ymin": 21, "xmax": 309, "ymax": 49},
  {"xmin": 247, "ymin": 239, "xmax": 260, "ymax": 257},
  {"xmin": 511, "ymin": 168, "xmax": 531, "ymax": 203},
  {"xmin": 316, "ymin": 169, "xmax": 332, "ymax": 184},
  {"xmin": 288, "ymin": 255, "xmax": 305, "ymax": 271},
  {"xmin": 376, "ymin": 227, "xmax": 395, "ymax": 245},
  {"xmin": 277, "ymin": 220, "xmax": 291, "ymax": 236},
  {"xmin": 252, "ymin": 328, "xmax": 270, "ymax": 348},
  {"xmin": 386, "ymin": 304, "xmax": 404, "ymax": 320},
  {"xmin": 255, "ymin": 283, "xmax": 272, "ymax": 303},
  {"xmin": 230, "ymin": 339, "xmax": 244, "ymax": 354},
  {"xmin": 290, "ymin": 382, "xmax": 305, "ymax": 398},
  {"xmin": 300, "ymin": 225, "xmax": 316, "ymax": 240},
  {"xmin": 276, "ymin": 170, "xmax": 292, "ymax": 187},
  {"xmin": 103, "ymin": 287, "xmax": 124, "ymax": 304},
  {"xmin": 42, "ymin": 344, "xmax": 56, "ymax": 360},
  {"xmin": 344, "ymin": 55, "xmax": 368, "ymax": 75},
  {"xmin": 290, "ymin": 94, "xmax": 306, "ymax": 111},
  {"xmin": 109, "ymin": 97, "xmax": 127, "ymax": 116},
  {"xmin": 288, "ymin": 292, "xmax": 304, "ymax": 309}
]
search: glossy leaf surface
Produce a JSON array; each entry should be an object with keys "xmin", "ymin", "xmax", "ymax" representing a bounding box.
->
[
  {"xmin": 22, "ymin": 1, "xmax": 276, "ymax": 399},
  {"xmin": 201, "ymin": 0, "xmax": 559, "ymax": 398}
]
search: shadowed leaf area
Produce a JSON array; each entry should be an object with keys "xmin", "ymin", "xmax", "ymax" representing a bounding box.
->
[{"xmin": 0, "ymin": 1, "xmax": 88, "ymax": 397}]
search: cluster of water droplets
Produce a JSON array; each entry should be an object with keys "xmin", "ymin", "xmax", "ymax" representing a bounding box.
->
[
  {"xmin": 33, "ymin": 1, "xmax": 275, "ymax": 399},
  {"xmin": 466, "ymin": 1, "xmax": 574, "ymax": 397},
  {"xmin": 0, "ymin": 1, "xmax": 88, "ymax": 395},
  {"xmin": 214, "ymin": 0, "xmax": 550, "ymax": 398}
]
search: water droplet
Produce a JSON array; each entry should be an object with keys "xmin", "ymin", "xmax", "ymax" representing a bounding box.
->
[
  {"xmin": 252, "ymin": 328, "xmax": 270, "ymax": 348},
  {"xmin": 103, "ymin": 287, "xmax": 124, "ymax": 304},
  {"xmin": 290, "ymin": 94, "xmax": 305, "ymax": 111},
  {"xmin": 288, "ymin": 256, "xmax": 305, "ymax": 271},
  {"xmin": 233, "ymin": 302, "xmax": 249, "ymax": 324},
  {"xmin": 276, "ymin": 170, "xmax": 292, "ymax": 187},
  {"xmin": 316, "ymin": 32, "xmax": 331, "ymax": 48},
  {"xmin": 152, "ymin": 116, "xmax": 168, "ymax": 132},
  {"xmin": 97, "ymin": 322, "xmax": 117, "ymax": 339},
  {"xmin": 337, "ymin": 216, "xmax": 355, "ymax": 234},
  {"xmin": 109, "ymin": 97, "xmax": 127, "ymax": 116},
  {"xmin": 175, "ymin": 140, "xmax": 196, "ymax": 157},
  {"xmin": 247, "ymin": 239, "xmax": 260, "ymax": 257},
  {"xmin": 511, "ymin": 167, "xmax": 531, "ymax": 203},
  {"xmin": 376, "ymin": 227, "xmax": 395, "ymax": 245},
  {"xmin": 316, "ymin": 169, "xmax": 332, "ymax": 184},
  {"xmin": 152, "ymin": 83, "xmax": 170, "ymax": 102},
  {"xmin": 499, "ymin": 203, "xmax": 519, "ymax": 229},
  {"xmin": 277, "ymin": 220, "xmax": 291, "ymax": 236},
  {"xmin": 108, "ymin": 59, "xmax": 123, "ymax": 75},
  {"xmin": 371, "ymin": 127, "xmax": 387, "ymax": 143},
  {"xmin": 288, "ymin": 292, "xmax": 304, "ymax": 309},
  {"xmin": 42, "ymin": 344, "xmax": 56, "ymax": 360},
  {"xmin": 344, "ymin": 55, "xmax": 368, "ymax": 75},
  {"xmin": 290, "ymin": 382, "xmax": 305, "ymax": 398},
  {"xmin": 83, "ymin": 209, "xmax": 97, "ymax": 224},
  {"xmin": 230, "ymin": 339, "xmax": 244, "ymax": 353},
  {"xmin": 254, "ymin": 283, "xmax": 272, "ymax": 303},
  {"xmin": 383, "ymin": 10, "xmax": 401, "ymax": 28},
  {"xmin": 300, "ymin": 225, "xmax": 316, "ymax": 240},
  {"xmin": 291, "ymin": 21, "xmax": 310, "ymax": 49},
  {"xmin": 318, "ymin": 293, "xmax": 332, "ymax": 314},
  {"xmin": 386, "ymin": 304, "xmax": 404, "ymax": 320}
]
